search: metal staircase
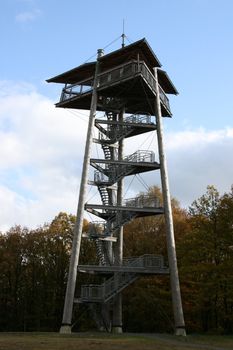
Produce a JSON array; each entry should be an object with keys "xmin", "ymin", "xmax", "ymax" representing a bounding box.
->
[
  {"xmin": 101, "ymin": 143, "xmax": 112, "ymax": 160},
  {"xmin": 79, "ymin": 106, "xmax": 166, "ymax": 328},
  {"xmin": 83, "ymin": 110, "xmax": 164, "ymax": 251},
  {"xmin": 98, "ymin": 185, "xmax": 110, "ymax": 206},
  {"xmin": 84, "ymin": 194, "xmax": 163, "ymax": 241},
  {"xmin": 91, "ymin": 150, "xmax": 160, "ymax": 186},
  {"xmin": 77, "ymin": 104, "xmax": 168, "ymax": 331},
  {"xmin": 81, "ymin": 273, "xmax": 138, "ymax": 303},
  {"xmin": 77, "ymin": 255, "xmax": 167, "ymax": 303},
  {"xmin": 95, "ymin": 113, "xmax": 157, "ymax": 145},
  {"xmin": 95, "ymin": 240, "xmax": 107, "ymax": 266}
]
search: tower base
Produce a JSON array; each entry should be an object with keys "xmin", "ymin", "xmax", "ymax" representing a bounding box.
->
[
  {"xmin": 60, "ymin": 325, "xmax": 72, "ymax": 334},
  {"xmin": 175, "ymin": 327, "xmax": 186, "ymax": 336},
  {"xmin": 112, "ymin": 326, "xmax": 123, "ymax": 334}
]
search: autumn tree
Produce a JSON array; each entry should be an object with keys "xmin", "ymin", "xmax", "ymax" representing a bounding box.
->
[
  {"xmin": 1, "ymin": 186, "xmax": 233, "ymax": 333},
  {"xmin": 0, "ymin": 212, "xmax": 91, "ymax": 331},
  {"xmin": 178, "ymin": 186, "xmax": 233, "ymax": 333},
  {"xmin": 123, "ymin": 186, "xmax": 188, "ymax": 332}
]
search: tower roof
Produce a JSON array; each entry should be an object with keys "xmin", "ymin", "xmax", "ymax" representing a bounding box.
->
[
  {"xmin": 157, "ymin": 69, "xmax": 178, "ymax": 95},
  {"xmin": 47, "ymin": 61, "xmax": 96, "ymax": 84},
  {"xmin": 47, "ymin": 38, "xmax": 162, "ymax": 84}
]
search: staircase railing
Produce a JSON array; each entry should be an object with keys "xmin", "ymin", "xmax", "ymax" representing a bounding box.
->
[
  {"xmin": 92, "ymin": 150, "xmax": 157, "ymax": 185},
  {"xmin": 80, "ymin": 254, "xmax": 165, "ymax": 302},
  {"xmin": 86, "ymin": 210, "xmax": 136, "ymax": 239},
  {"xmin": 124, "ymin": 150, "xmax": 155, "ymax": 163},
  {"xmin": 124, "ymin": 113, "xmax": 154, "ymax": 125},
  {"xmin": 125, "ymin": 194, "xmax": 160, "ymax": 208}
]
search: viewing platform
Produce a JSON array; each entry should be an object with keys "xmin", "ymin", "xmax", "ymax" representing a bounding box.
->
[{"xmin": 55, "ymin": 61, "xmax": 173, "ymax": 116}]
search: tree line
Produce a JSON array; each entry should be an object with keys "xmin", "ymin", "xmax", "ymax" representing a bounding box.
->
[{"xmin": 0, "ymin": 185, "xmax": 233, "ymax": 333}]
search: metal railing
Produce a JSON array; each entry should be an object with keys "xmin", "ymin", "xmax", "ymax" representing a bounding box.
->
[
  {"xmin": 124, "ymin": 150, "xmax": 155, "ymax": 163},
  {"xmin": 88, "ymin": 221, "xmax": 106, "ymax": 236},
  {"xmin": 93, "ymin": 150, "xmax": 156, "ymax": 186},
  {"xmin": 123, "ymin": 254, "xmax": 164, "ymax": 268},
  {"xmin": 60, "ymin": 79, "xmax": 93, "ymax": 101},
  {"xmin": 94, "ymin": 171, "xmax": 109, "ymax": 183},
  {"xmin": 124, "ymin": 113, "xmax": 154, "ymax": 124},
  {"xmin": 59, "ymin": 60, "xmax": 171, "ymax": 112},
  {"xmin": 80, "ymin": 254, "xmax": 165, "ymax": 301},
  {"xmin": 125, "ymin": 194, "xmax": 160, "ymax": 208},
  {"xmin": 85, "ymin": 195, "xmax": 160, "ymax": 239}
]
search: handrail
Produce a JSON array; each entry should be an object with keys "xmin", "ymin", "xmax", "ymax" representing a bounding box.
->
[
  {"xmin": 124, "ymin": 150, "xmax": 155, "ymax": 163},
  {"xmin": 124, "ymin": 194, "xmax": 160, "ymax": 208},
  {"xmin": 124, "ymin": 113, "xmax": 154, "ymax": 124}
]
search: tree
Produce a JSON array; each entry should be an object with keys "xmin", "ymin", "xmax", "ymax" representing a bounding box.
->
[
  {"xmin": 123, "ymin": 186, "xmax": 187, "ymax": 332},
  {"xmin": 178, "ymin": 186, "xmax": 233, "ymax": 333},
  {"xmin": 0, "ymin": 212, "xmax": 91, "ymax": 331}
]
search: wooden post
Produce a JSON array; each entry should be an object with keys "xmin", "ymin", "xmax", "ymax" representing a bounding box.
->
[
  {"xmin": 60, "ymin": 49, "xmax": 104, "ymax": 334},
  {"xmin": 112, "ymin": 108, "xmax": 124, "ymax": 333},
  {"xmin": 154, "ymin": 68, "xmax": 186, "ymax": 336}
]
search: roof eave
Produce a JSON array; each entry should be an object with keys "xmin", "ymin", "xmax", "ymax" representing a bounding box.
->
[
  {"xmin": 46, "ymin": 61, "xmax": 96, "ymax": 84},
  {"xmin": 158, "ymin": 68, "xmax": 179, "ymax": 95}
]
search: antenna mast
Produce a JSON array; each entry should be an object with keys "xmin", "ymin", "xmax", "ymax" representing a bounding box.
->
[{"xmin": 121, "ymin": 19, "xmax": 125, "ymax": 48}]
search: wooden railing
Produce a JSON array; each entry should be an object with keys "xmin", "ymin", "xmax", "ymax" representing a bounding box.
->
[{"xmin": 60, "ymin": 60, "xmax": 171, "ymax": 113}]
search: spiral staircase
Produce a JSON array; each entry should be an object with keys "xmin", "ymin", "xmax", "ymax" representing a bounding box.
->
[{"xmin": 78, "ymin": 111, "xmax": 169, "ymax": 330}]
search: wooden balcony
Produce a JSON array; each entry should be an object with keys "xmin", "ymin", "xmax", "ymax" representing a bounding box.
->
[{"xmin": 56, "ymin": 60, "xmax": 173, "ymax": 116}]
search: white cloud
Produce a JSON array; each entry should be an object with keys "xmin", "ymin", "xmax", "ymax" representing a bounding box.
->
[
  {"xmin": 123, "ymin": 126, "xmax": 233, "ymax": 208},
  {"xmin": 165, "ymin": 127, "xmax": 233, "ymax": 207},
  {"xmin": 15, "ymin": 8, "xmax": 41, "ymax": 23},
  {"xmin": 0, "ymin": 81, "xmax": 88, "ymax": 232}
]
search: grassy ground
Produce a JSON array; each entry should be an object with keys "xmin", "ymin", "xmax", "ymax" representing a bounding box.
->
[{"xmin": 0, "ymin": 332, "xmax": 233, "ymax": 350}]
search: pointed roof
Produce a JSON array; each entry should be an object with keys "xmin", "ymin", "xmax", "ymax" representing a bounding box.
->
[
  {"xmin": 47, "ymin": 38, "xmax": 162, "ymax": 84},
  {"xmin": 46, "ymin": 61, "xmax": 96, "ymax": 84}
]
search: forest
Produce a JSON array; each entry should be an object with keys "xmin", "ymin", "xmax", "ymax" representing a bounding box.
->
[{"xmin": 1, "ymin": 185, "xmax": 233, "ymax": 334}]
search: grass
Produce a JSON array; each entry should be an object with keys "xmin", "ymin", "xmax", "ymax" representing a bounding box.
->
[{"xmin": 0, "ymin": 332, "xmax": 233, "ymax": 350}]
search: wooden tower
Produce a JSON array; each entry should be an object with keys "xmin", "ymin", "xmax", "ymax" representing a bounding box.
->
[{"xmin": 47, "ymin": 38, "xmax": 186, "ymax": 336}]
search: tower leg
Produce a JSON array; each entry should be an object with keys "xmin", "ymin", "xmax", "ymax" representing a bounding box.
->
[
  {"xmin": 60, "ymin": 49, "xmax": 103, "ymax": 333},
  {"xmin": 112, "ymin": 108, "xmax": 124, "ymax": 333},
  {"xmin": 112, "ymin": 293, "xmax": 123, "ymax": 333},
  {"xmin": 112, "ymin": 226, "xmax": 123, "ymax": 333},
  {"xmin": 154, "ymin": 68, "xmax": 186, "ymax": 336}
]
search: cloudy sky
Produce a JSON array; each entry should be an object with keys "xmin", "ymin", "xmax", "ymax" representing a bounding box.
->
[{"xmin": 1, "ymin": 0, "xmax": 233, "ymax": 231}]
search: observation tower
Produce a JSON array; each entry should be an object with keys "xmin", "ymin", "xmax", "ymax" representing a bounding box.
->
[{"xmin": 47, "ymin": 37, "xmax": 186, "ymax": 336}]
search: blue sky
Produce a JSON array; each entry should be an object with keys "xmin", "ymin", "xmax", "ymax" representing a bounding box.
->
[{"xmin": 0, "ymin": 0, "xmax": 233, "ymax": 230}]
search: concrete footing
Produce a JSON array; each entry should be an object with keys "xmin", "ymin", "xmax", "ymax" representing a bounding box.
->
[
  {"xmin": 60, "ymin": 325, "xmax": 72, "ymax": 334},
  {"xmin": 175, "ymin": 327, "xmax": 186, "ymax": 336},
  {"xmin": 112, "ymin": 326, "xmax": 123, "ymax": 334}
]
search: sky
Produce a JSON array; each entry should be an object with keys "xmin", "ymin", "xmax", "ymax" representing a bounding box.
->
[{"xmin": 0, "ymin": 0, "xmax": 233, "ymax": 232}]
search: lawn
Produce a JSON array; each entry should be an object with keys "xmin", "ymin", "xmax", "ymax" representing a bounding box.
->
[{"xmin": 0, "ymin": 332, "xmax": 233, "ymax": 350}]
